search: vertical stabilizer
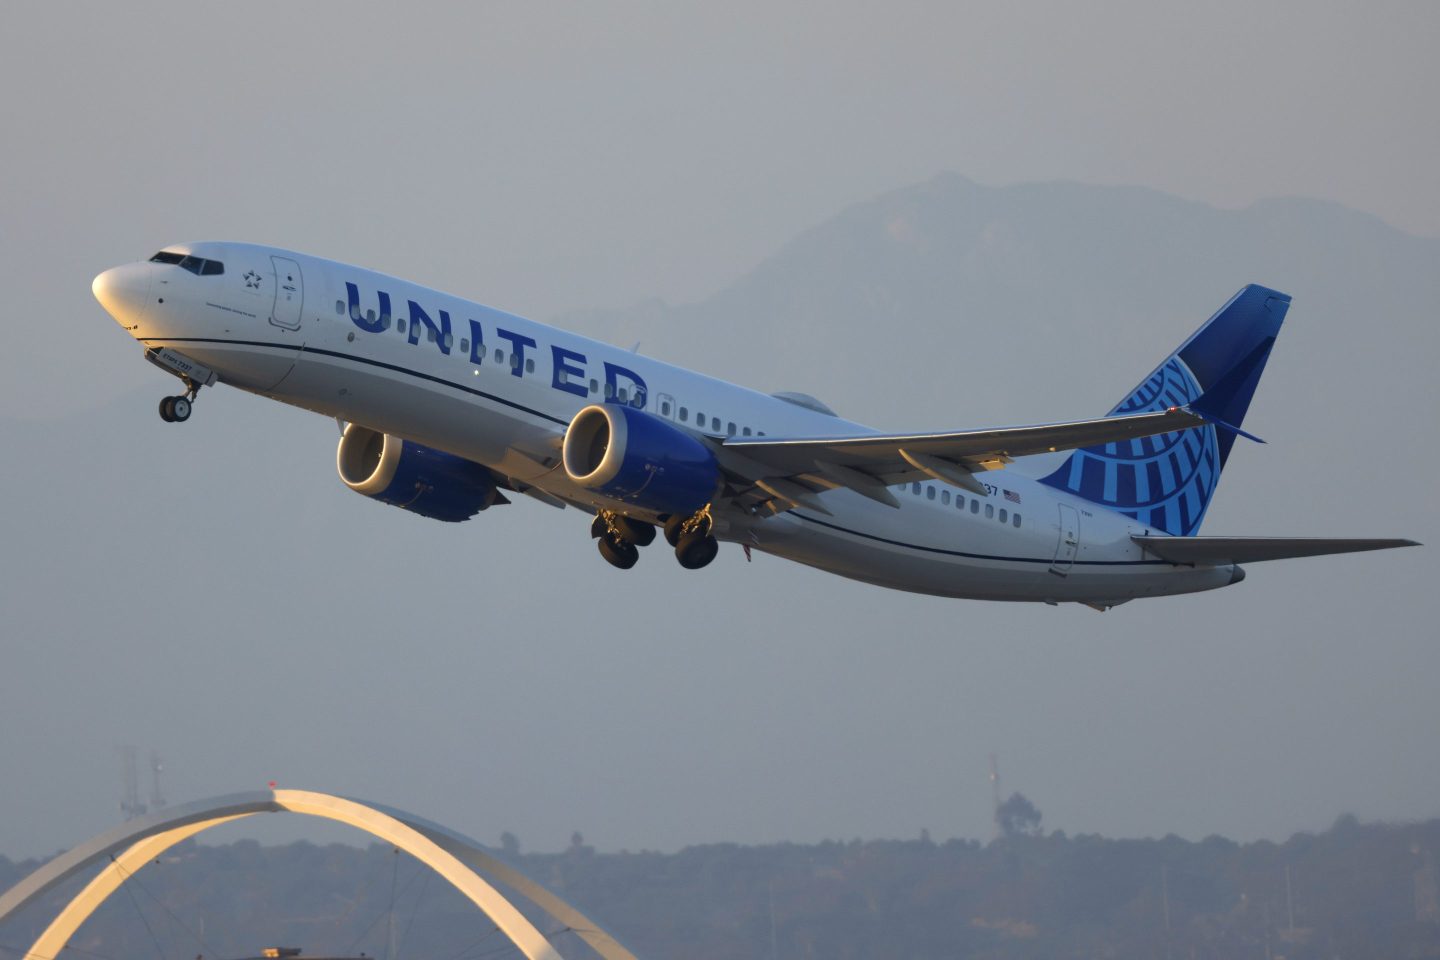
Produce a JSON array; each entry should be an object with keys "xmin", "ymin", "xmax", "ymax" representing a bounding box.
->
[{"xmin": 1039, "ymin": 285, "xmax": 1290, "ymax": 535}]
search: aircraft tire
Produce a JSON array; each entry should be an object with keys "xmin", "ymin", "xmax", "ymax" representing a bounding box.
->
[
  {"xmin": 598, "ymin": 534, "xmax": 639, "ymax": 570},
  {"xmin": 618, "ymin": 517, "xmax": 657, "ymax": 547},
  {"xmin": 663, "ymin": 515, "xmax": 685, "ymax": 547},
  {"xmin": 158, "ymin": 397, "xmax": 175, "ymax": 422},
  {"xmin": 170, "ymin": 396, "xmax": 192, "ymax": 422},
  {"xmin": 675, "ymin": 534, "xmax": 719, "ymax": 570}
]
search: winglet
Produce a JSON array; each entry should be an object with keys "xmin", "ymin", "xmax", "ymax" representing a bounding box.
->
[{"xmin": 1184, "ymin": 403, "xmax": 1266, "ymax": 444}]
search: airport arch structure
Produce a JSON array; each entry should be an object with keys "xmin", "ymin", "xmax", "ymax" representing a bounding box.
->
[{"xmin": 0, "ymin": 789, "xmax": 637, "ymax": 960}]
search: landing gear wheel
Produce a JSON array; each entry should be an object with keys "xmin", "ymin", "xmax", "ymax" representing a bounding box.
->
[
  {"xmin": 675, "ymin": 534, "xmax": 719, "ymax": 570},
  {"xmin": 169, "ymin": 396, "xmax": 191, "ymax": 422},
  {"xmin": 666, "ymin": 510, "xmax": 712, "ymax": 547},
  {"xmin": 598, "ymin": 535, "xmax": 640, "ymax": 570},
  {"xmin": 618, "ymin": 517, "xmax": 657, "ymax": 547},
  {"xmin": 158, "ymin": 397, "xmax": 175, "ymax": 422}
]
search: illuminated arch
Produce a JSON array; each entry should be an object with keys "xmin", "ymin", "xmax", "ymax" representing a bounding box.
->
[{"xmin": 0, "ymin": 789, "xmax": 637, "ymax": 960}]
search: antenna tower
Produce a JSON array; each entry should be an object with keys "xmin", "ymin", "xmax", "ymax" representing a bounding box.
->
[
  {"xmin": 988, "ymin": 753, "xmax": 1001, "ymax": 840},
  {"xmin": 149, "ymin": 751, "xmax": 166, "ymax": 811},
  {"xmin": 119, "ymin": 746, "xmax": 146, "ymax": 820}
]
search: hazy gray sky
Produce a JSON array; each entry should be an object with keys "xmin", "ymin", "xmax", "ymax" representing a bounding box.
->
[{"xmin": 0, "ymin": 2, "xmax": 1436, "ymax": 861}]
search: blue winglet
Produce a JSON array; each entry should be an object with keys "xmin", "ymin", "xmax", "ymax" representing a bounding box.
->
[{"xmin": 1186, "ymin": 404, "xmax": 1266, "ymax": 444}]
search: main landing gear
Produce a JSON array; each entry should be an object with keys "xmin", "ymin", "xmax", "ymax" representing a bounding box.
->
[
  {"xmin": 665, "ymin": 506, "xmax": 720, "ymax": 570},
  {"xmin": 158, "ymin": 378, "xmax": 200, "ymax": 423},
  {"xmin": 592, "ymin": 506, "xmax": 720, "ymax": 571}
]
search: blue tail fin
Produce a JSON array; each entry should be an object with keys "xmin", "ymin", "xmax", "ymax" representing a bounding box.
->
[{"xmin": 1038, "ymin": 285, "xmax": 1290, "ymax": 535}]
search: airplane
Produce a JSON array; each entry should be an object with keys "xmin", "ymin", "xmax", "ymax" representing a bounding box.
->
[{"xmin": 91, "ymin": 243, "xmax": 1416, "ymax": 609}]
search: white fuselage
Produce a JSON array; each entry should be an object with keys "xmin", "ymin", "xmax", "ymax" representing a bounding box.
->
[{"xmin": 94, "ymin": 242, "xmax": 1237, "ymax": 604}]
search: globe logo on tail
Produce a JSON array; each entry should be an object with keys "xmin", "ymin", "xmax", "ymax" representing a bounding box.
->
[{"xmin": 1040, "ymin": 356, "xmax": 1219, "ymax": 536}]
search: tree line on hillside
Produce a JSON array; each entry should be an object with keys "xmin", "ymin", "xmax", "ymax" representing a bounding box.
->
[{"xmin": 1, "ymin": 813, "xmax": 1437, "ymax": 960}]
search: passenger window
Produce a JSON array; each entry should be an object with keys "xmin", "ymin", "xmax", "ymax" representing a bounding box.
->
[
  {"xmin": 618, "ymin": 388, "xmax": 629, "ymax": 403},
  {"xmin": 941, "ymin": 490, "xmax": 950, "ymax": 505},
  {"xmin": 742, "ymin": 426, "xmax": 752, "ymax": 436},
  {"xmin": 494, "ymin": 349, "xmax": 504, "ymax": 364},
  {"xmin": 697, "ymin": 411, "xmax": 705, "ymax": 427},
  {"xmin": 911, "ymin": 482, "xmax": 921, "ymax": 495},
  {"xmin": 711, "ymin": 417, "xmax": 721, "ymax": 431},
  {"xmin": 679, "ymin": 406, "xmax": 688, "ymax": 421},
  {"xmin": 460, "ymin": 338, "xmax": 469, "ymax": 353},
  {"xmin": 970, "ymin": 500, "xmax": 979, "ymax": 514},
  {"xmin": 426, "ymin": 327, "xmax": 436, "ymax": 343},
  {"xmin": 999, "ymin": 508, "xmax": 1008, "ymax": 523},
  {"xmin": 525, "ymin": 358, "xmax": 535, "ymax": 374},
  {"xmin": 661, "ymin": 400, "xmax": 671, "ymax": 416},
  {"xmin": 557, "ymin": 369, "xmax": 568, "ymax": 384},
  {"xmin": 381, "ymin": 316, "xmax": 390, "ymax": 331},
  {"xmin": 510, "ymin": 353, "xmax": 520, "ymax": 371},
  {"xmin": 956, "ymin": 495, "xmax": 964, "ymax": 509},
  {"xmin": 727, "ymin": 422, "xmax": 736, "ymax": 436},
  {"xmin": 335, "ymin": 300, "xmax": 345, "ymax": 315},
  {"xmin": 366, "ymin": 309, "xmax": 376, "ymax": 325},
  {"xmin": 926, "ymin": 486, "xmax": 936, "ymax": 500},
  {"xmin": 589, "ymin": 379, "xmax": 599, "ymax": 394},
  {"xmin": 1013, "ymin": 513, "xmax": 1022, "ymax": 528},
  {"xmin": 985, "ymin": 504, "xmax": 994, "ymax": 518},
  {"xmin": 397, "ymin": 318, "xmax": 407, "ymax": 333},
  {"xmin": 605, "ymin": 383, "xmax": 616, "ymax": 398},
  {"xmin": 758, "ymin": 431, "xmax": 766, "ymax": 436},
  {"xmin": 443, "ymin": 333, "xmax": 453, "ymax": 350}
]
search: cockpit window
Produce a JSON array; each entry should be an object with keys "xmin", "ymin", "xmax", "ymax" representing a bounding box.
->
[{"xmin": 150, "ymin": 251, "xmax": 225, "ymax": 275}]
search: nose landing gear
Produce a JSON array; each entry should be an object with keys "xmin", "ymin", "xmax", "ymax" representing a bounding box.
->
[
  {"xmin": 144, "ymin": 348, "xmax": 215, "ymax": 424},
  {"xmin": 158, "ymin": 378, "xmax": 200, "ymax": 423}
]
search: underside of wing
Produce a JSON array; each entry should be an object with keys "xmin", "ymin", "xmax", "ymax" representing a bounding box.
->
[
  {"xmin": 715, "ymin": 406, "xmax": 1209, "ymax": 513},
  {"xmin": 1133, "ymin": 536, "xmax": 1420, "ymax": 565}
]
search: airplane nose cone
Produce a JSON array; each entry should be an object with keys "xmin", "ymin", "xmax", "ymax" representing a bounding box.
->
[{"xmin": 92, "ymin": 264, "xmax": 151, "ymax": 328}]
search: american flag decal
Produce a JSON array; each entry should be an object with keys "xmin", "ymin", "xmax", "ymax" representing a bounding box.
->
[{"xmin": 1004, "ymin": 489, "xmax": 1021, "ymax": 504}]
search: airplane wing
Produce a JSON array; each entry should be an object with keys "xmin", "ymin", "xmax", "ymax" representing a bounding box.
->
[
  {"xmin": 1132, "ymin": 536, "xmax": 1420, "ymax": 565},
  {"xmin": 717, "ymin": 406, "xmax": 1209, "ymax": 514}
]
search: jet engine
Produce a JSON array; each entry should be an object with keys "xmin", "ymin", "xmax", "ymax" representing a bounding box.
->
[
  {"xmin": 562, "ymin": 404, "xmax": 720, "ymax": 516},
  {"xmin": 336, "ymin": 424, "xmax": 501, "ymax": 522}
]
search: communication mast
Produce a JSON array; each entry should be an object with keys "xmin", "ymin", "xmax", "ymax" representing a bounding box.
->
[
  {"xmin": 988, "ymin": 754, "xmax": 1001, "ymax": 840},
  {"xmin": 149, "ymin": 751, "xmax": 166, "ymax": 811},
  {"xmin": 118, "ymin": 747, "xmax": 166, "ymax": 819},
  {"xmin": 119, "ymin": 746, "xmax": 146, "ymax": 820}
]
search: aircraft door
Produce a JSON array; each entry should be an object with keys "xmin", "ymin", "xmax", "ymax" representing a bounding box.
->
[
  {"xmin": 1050, "ymin": 503, "xmax": 1080, "ymax": 575},
  {"xmin": 269, "ymin": 256, "xmax": 304, "ymax": 330},
  {"xmin": 656, "ymin": 393, "xmax": 677, "ymax": 419}
]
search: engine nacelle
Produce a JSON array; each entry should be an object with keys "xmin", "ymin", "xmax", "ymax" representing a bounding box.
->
[
  {"xmin": 337, "ymin": 425, "xmax": 500, "ymax": 522},
  {"xmin": 563, "ymin": 404, "xmax": 719, "ymax": 516}
]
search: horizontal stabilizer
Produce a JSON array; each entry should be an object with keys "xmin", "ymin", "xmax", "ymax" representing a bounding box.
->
[{"xmin": 1133, "ymin": 536, "xmax": 1419, "ymax": 565}]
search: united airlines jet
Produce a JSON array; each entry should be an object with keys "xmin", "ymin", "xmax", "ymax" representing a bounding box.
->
[{"xmin": 92, "ymin": 243, "xmax": 1416, "ymax": 608}]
